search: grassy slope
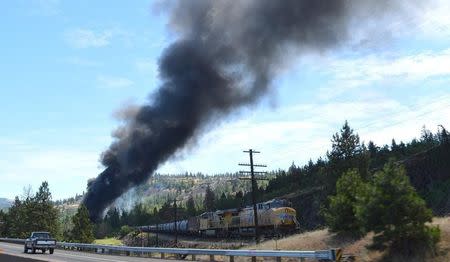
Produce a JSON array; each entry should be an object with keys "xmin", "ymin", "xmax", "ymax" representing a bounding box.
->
[
  {"xmin": 93, "ymin": 238, "xmax": 123, "ymax": 246},
  {"xmin": 246, "ymin": 217, "xmax": 450, "ymax": 262}
]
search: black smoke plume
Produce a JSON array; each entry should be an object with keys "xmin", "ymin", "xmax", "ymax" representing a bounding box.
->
[{"xmin": 83, "ymin": 0, "xmax": 420, "ymax": 220}]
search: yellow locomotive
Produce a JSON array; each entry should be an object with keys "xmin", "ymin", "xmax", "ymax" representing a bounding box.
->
[{"xmin": 198, "ymin": 199, "xmax": 299, "ymax": 237}]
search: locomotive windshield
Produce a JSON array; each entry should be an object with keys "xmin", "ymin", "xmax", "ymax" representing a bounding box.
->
[{"xmin": 266, "ymin": 199, "xmax": 290, "ymax": 208}]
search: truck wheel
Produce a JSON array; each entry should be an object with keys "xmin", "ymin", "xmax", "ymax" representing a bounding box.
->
[
  {"xmin": 23, "ymin": 246, "xmax": 28, "ymax": 253},
  {"xmin": 49, "ymin": 248, "xmax": 54, "ymax": 254},
  {"xmin": 32, "ymin": 247, "xmax": 36, "ymax": 254}
]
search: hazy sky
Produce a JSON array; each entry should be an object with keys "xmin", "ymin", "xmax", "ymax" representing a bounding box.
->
[{"xmin": 1, "ymin": 0, "xmax": 450, "ymax": 200}]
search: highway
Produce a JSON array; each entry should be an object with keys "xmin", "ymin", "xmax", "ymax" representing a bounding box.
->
[{"xmin": 0, "ymin": 242, "xmax": 182, "ymax": 262}]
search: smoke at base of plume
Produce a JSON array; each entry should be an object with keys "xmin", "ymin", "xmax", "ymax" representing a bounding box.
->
[{"xmin": 83, "ymin": 0, "xmax": 422, "ymax": 220}]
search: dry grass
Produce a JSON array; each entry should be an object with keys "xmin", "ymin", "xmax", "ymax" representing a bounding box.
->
[
  {"xmin": 234, "ymin": 216, "xmax": 450, "ymax": 262},
  {"xmin": 93, "ymin": 237, "xmax": 123, "ymax": 246}
]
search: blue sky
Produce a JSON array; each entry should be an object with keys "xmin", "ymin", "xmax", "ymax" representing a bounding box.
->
[{"xmin": 1, "ymin": 0, "xmax": 450, "ymax": 200}]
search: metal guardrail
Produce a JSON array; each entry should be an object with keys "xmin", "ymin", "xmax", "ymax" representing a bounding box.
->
[{"xmin": 0, "ymin": 237, "xmax": 342, "ymax": 261}]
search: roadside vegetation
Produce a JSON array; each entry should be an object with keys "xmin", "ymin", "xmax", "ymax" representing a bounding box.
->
[
  {"xmin": 324, "ymin": 162, "xmax": 440, "ymax": 257},
  {"xmin": 246, "ymin": 216, "xmax": 450, "ymax": 262},
  {"xmin": 0, "ymin": 121, "xmax": 449, "ymax": 260}
]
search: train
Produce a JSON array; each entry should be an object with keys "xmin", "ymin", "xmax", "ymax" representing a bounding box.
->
[{"xmin": 137, "ymin": 198, "xmax": 299, "ymax": 237}]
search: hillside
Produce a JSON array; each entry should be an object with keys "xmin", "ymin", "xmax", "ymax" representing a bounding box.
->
[
  {"xmin": 0, "ymin": 198, "xmax": 12, "ymax": 211},
  {"xmin": 247, "ymin": 216, "xmax": 450, "ymax": 262},
  {"xmin": 279, "ymin": 141, "xmax": 450, "ymax": 231},
  {"xmin": 84, "ymin": 172, "xmax": 273, "ymax": 212}
]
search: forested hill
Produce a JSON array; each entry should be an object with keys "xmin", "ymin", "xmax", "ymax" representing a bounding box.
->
[
  {"xmin": 0, "ymin": 198, "xmax": 12, "ymax": 211},
  {"xmin": 54, "ymin": 172, "xmax": 273, "ymax": 213},
  {"xmin": 259, "ymin": 123, "xmax": 450, "ymax": 230},
  {"xmin": 404, "ymin": 141, "xmax": 450, "ymax": 215}
]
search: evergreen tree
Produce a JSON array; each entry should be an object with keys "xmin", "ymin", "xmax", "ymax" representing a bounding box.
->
[
  {"xmin": 438, "ymin": 125, "xmax": 449, "ymax": 144},
  {"xmin": 356, "ymin": 162, "xmax": 440, "ymax": 254},
  {"xmin": 391, "ymin": 139, "xmax": 398, "ymax": 151},
  {"xmin": 323, "ymin": 169, "xmax": 367, "ymax": 235},
  {"xmin": 4, "ymin": 182, "xmax": 59, "ymax": 239},
  {"xmin": 326, "ymin": 121, "xmax": 366, "ymax": 190},
  {"xmin": 328, "ymin": 121, "xmax": 361, "ymax": 162},
  {"xmin": 0, "ymin": 210, "xmax": 8, "ymax": 237},
  {"xmin": 203, "ymin": 185, "xmax": 216, "ymax": 211},
  {"xmin": 186, "ymin": 194, "xmax": 196, "ymax": 216},
  {"xmin": 32, "ymin": 182, "xmax": 59, "ymax": 238},
  {"xmin": 105, "ymin": 207, "xmax": 120, "ymax": 235},
  {"xmin": 235, "ymin": 191, "xmax": 244, "ymax": 208},
  {"xmin": 70, "ymin": 204, "xmax": 94, "ymax": 243},
  {"xmin": 6, "ymin": 197, "xmax": 24, "ymax": 238}
]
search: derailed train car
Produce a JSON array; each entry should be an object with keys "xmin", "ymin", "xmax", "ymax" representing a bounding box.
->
[{"xmin": 139, "ymin": 198, "xmax": 299, "ymax": 237}]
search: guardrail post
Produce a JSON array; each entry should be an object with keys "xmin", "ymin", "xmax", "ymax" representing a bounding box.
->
[
  {"xmin": 126, "ymin": 251, "xmax": 130, "ymax": 256},
  {"xmin": 331, "ymin": 248, "xmax": 342, "ymax": 262},
  {"xmin": 192, "ymin": 254, "xmax": 196, "ymax": 261},
  {"xmin": 210, "ymin": 254, "xmax": 214, "ymax": 261},
  {"xmin": 161, "ymin": 252, "xmax": 165, "ymax": 259},
  {"xmin": 252, "ymin": 256, "xmax": 256, "ymax": 262},
  {"xmin": 276, "ymin": 257, "xmax": 281, "ymax": 262},
  {"xmin": 229, "ymin": 255, "xmax": 234, "ymax": 262},
  {"xmin": 300, "ymin": 258, "xmax": 305, "ymax": 262}
]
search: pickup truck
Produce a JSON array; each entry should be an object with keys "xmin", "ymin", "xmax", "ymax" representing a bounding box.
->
[{"xmin": 24, "ymin": 231, "xmax": 56, "ymax": 254}]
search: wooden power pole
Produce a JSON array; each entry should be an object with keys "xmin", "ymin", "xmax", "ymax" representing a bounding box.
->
[
  {"xmin": 174, "ymin": 198, "xmax": 178, "ymax": 247},
  {"xmin": 239, "ymin": 149, "xmax": 267, "ymax": 244}
]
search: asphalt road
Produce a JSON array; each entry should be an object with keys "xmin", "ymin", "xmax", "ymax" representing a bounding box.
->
[{"xmin": 0, "ymin": 242, "xmax": 183, "ymax": 262}]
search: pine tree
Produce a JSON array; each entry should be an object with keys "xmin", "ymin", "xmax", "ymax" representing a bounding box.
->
[
  {"xmin": 186, "ymin": 195, "xmax": 196, "ymax": 216},
  {"xmin": 5, "ymin": 182, "xmax": 59, "ymax": 239},
  {"xmin": 368, "ymin": 141, "xmax": 378, "ymax": 157},
  {"xmin": 32, "ymin": 182, "xmax": 59, "ymax": 238},
  {"xmin": 203, "ymin": 185, "xmax": 216, "ymax": 212},
  {"xmin": 323, "ymin": 169, "xmax": 367, "ymax": 235},
  {"xmin": 70, "ymin": 204, "xmax": 95, "ymax": 243},
  {"xmin": 438, "ymin": 125, "xmax": 449, "ymax": 144},
  {"xmin": 105, "ymin": 207, "xmax": 120, "ymax": 235},
  {"xmin": 356, "ymin": 162, "xmax": 440, "ymax": 254},
  {"xmin": 326, "ymin": 121, "xmax": 366, "ymax": 190},
  {"xmin": 328, "ymin": 121, "xmax": 361, "ymax": 162},
  {"xmin": 0, "ymin": 210, "xmax": 8, "ymax": 237}
]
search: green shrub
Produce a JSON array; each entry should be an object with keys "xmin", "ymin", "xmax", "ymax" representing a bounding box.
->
[
  {"xmin": 323, "ymin": 169, "xmax": 367, "ymax": 235},
  {"xmin": 119, "ymin": 225, "xmax": 133, "ymax": 238}
]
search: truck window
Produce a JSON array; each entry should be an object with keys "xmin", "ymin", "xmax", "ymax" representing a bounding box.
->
[{"xmin": 32, "ymin": 233, "xmax": 50, "ymax": 238}]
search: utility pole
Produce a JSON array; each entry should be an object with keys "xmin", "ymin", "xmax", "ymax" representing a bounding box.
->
[
  {"xmin": 147, "ymin": 225, "xmax": 150, "ymax": 247},
  {"xmin": 156, "ymin": 222, "xmax": 159, "ymax": 247},
  {"xmin": 239, "ymin": 149, "xmax": 267, "ymax": 244},
  {"xmin": 174, "ymin": 198, "xmax": 178, "ymax": 247}
]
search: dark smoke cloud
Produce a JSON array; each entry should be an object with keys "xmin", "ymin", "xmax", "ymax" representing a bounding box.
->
[{"xmin": 83, "ymin": 0, "xmax": 421, "ymax": 220}]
